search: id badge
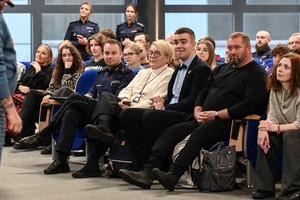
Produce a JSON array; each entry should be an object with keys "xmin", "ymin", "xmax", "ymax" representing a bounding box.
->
[{"xmin": 132, "ymin": 94, "xmax": 141, "ymax": 103}]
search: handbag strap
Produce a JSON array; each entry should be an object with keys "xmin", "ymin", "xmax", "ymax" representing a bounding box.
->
[{"xmin": 209, "ymin": 141, "xmax": 224, "ymax": 152}]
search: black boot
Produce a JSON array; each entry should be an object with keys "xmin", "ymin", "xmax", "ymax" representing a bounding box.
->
[
  {"xmin": 72, "ymin": 141, "xmax": 101, "ymax": 178},
  {"xmin": 85, "ymin": 114, "xmax": 114, "ymax": 142},
  {"xmin": 119, "ymin": 169, "xmax": 153, "ymax": 189},
  {"xmin": 152, "ymin": 168, "xmax": 180, "ymax": 192}
]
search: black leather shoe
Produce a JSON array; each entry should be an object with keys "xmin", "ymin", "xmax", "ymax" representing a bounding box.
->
[
  {"xmin": 276, "ymin": 191, "xmax": 300, "ymax": 200},
  {"xmin": 85, "ymin": 124, "xmax": 114, "ymax": 143},
  {"xmin": 44, "ymin": 160, "xmax": 70, "ymax": 174},
  {"xmin": 72, "ymin": 166, "xmax": 101, "ymax": 178},
  {"xmin": 41, "ymin": 144, "xmax": 52, "ymax": 155},
  {"xmin": 18, "ymin": 133, "xmax": 50, "ymax": 149},
  {"xmin": 13, "ymin": 142, "xmax": 27, "ymax": 149},
  {"xmin": 119, "ymin": 169, "xmax": 153, "ymax": 189},
  {"xmin": 152, "ymin": 168, "xmax": 179, "ymax": 192},
  {"xmin": 252, "ymin": 190, "xmax": 275, "ymax": 199}
]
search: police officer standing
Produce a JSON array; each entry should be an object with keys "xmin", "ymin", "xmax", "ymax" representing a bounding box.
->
[
  {"xmin": 64, "ymin": 2, "xmax": 99, "ymax": 61},
  {"xmin": 116, "ymin": 3, "xmax": 146, "ymax": 48}
]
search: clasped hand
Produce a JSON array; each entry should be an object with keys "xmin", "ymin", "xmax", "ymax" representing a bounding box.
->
[
  {"xmin": 150, "ymin": 96, "xmax": 165, "ymax": 110},
  {"xmin": 195, "ymin": 111, "xmax": 216, "ymax": 124},
  {"xmin": 258, "ymin": 120, "xmax": 277, "ymax": 132}
]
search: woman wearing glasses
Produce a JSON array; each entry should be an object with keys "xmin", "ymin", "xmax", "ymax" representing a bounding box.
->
[
  {"xmin": 123, "ymin": 43, "xmax": 143, "ymax": 71},
  {"xmin": 72, "ymin": 40, "xmax": 175, "ymax": 178}
]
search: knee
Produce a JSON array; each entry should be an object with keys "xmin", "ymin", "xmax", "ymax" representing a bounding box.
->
[
  {"xmin": 119, "ymin": 109, "xmax": 131, "ymax": 124},
  {"xmin": 283, "ymin": 129, "xmax": 300, "ymax": 143}
]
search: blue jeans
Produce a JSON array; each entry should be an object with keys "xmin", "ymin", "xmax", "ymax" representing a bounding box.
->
[{"xmin": 0, "ymin": 103, "xmax": 5, "ymax": 170}]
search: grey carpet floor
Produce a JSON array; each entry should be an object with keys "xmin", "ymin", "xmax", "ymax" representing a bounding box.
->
[{"xmin": 0, "ymin": 146, "xmax": 270, "ymax": 200}]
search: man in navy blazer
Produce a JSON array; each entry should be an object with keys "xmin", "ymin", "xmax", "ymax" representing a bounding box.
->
[{"xmin": 119, "ymin": 27, "xmax": 211, "ymax": 175}]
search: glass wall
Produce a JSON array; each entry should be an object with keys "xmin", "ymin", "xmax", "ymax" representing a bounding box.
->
[
  {"xmin": 165, "ymin": 13, "xmax": 233, "ymax": 56},
  {"xmin": 3, "ymin": 14, "xmax": 31, "ymax": 61}
]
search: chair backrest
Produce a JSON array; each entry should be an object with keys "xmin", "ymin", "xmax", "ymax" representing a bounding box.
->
[{"xmin": 75, "ymin": 69, "xmax": 99, "ymax": 94}]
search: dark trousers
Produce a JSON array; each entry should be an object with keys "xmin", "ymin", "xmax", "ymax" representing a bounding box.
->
[
  {"xmin": 20, "ymin": 90, "xmax": 44, "ymax": 137},
  {"xmin": 143, "ymin": 119, "xmax": 231, "ymax": 176},
  {"xmin": 49, "ymin": 92, "xmax": 97, "ymax": 154},
  {"xmin": 119, "ymin": 108, "xmax": 186, "ymax": 165},
  {"xmin": 254, "ymin": 130, "xmax": 300, "ymax": 195}
]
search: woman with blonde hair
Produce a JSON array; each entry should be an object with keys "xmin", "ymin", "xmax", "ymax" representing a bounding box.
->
[
  {"xmin": 64, "ymin": 2, "xmax": 100, "ymax": 61},
  {"xmin": 6, "ymin": 44, "xmax": 54, "ymax": 140}
]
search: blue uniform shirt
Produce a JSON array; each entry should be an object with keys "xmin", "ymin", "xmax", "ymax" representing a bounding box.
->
[
  {"xmin": 64, "ymin": 19, "xmax": 100, "ymax": 61},
  {"xmin": 252, "ymin": 47, "xmax": 272, "ymax": 61},
  {"xmin": 87, "ymin": 62, "xmax": 135, "ymax": 99},
  {"xmin": 116, "ymin": 20, "xmax": 145, "ymax": 43}
]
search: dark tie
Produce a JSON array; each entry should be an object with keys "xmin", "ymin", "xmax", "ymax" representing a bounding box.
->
[{"xmin": 179, "ymin": 64, "xmax": 187, "ymax": 70}]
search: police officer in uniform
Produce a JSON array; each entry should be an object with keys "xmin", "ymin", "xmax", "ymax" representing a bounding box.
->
[
  {"xmin": 116, "ymin": 3, "xmax": 146, "ymax": 48},
  {"xmin": 64, "ymin": 2, "xmax": 100, "ymax": 61}
]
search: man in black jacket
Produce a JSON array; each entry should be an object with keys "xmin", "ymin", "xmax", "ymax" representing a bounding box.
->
[
  {"xmin": 119, "ymin": 32, "xmax": 269, "ymax": 191},
  {"xmin": 119, "ymin": 27, "xmax": 211, "ymax": 171}
]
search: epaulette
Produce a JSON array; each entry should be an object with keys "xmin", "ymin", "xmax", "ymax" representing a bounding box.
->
[
  {"xmin": 88, "ymin": 20, "xmax": 98, "ymax": 25},
  {"xmin": 137, "ymin": 22, "xmax": 144, "ymax": 27}
]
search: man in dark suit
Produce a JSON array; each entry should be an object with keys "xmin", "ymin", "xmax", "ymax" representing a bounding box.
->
[{"xmin": 119, "ymin": 27, "xmax": 211, "ymax": 172}]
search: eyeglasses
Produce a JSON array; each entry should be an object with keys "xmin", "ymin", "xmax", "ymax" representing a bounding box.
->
[
  {"xmin": 147, "ymin": 51, "xmax": 161, "ymax": 58},
  {"xmin": 123, "ymin": 52, "xmax": 138, "ymax": 58}
]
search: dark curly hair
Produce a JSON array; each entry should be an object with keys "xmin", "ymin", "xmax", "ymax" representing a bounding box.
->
[
  {"xmin": 268, "ymin": 53, "xmax": 300, "ymax": 97},
  {"xmin": 53, "ymin": 44, "xmax": 84, "ymax": 86}
]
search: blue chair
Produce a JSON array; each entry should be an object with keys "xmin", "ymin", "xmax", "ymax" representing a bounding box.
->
[{"xmin": 46, "ymin": 69, "xmax": 99, "ymax": 159}]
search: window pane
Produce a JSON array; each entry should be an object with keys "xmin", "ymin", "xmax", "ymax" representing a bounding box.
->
[
  {"xmin": 3, "ymin": 14, "xmax": 31, "ymax": 61},
  {"xmin": 165, "ymin": 13, "xmax": 233, "ymax": 57},
  {"xmin": 42, "ymin": 13, "xmax": 124, "ymax": 57},
  {"xmin": 247, "ymin": 0, "xmax": 300, "ymax": 5},
  {"xmin": 243, "ymin": 13, "xmax": 300, "ymax": 52},
  {"xmin": 13, "ymin": 0, "xmax": 29, "ymax": 5},
  {"xmin": 45, "ymin": 0, "xmax": 124, "ymax": 5},
  {"xmin": 165, "ymin": 0, "xmax": 231, "ymax": 5}
]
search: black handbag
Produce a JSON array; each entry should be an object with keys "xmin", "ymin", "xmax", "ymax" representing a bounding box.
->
[{"xmin": 194, "ymin": 142, "xmax": 237, "ymax": 192}]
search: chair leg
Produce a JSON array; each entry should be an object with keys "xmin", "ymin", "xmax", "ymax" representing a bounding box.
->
[{"xmin": 246, "ymin": 159, "xmax": 255, "ymax": 187}]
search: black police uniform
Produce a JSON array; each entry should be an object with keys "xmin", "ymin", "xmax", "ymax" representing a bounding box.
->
[
  {"xmin": 64, "ymin": 19, "xmax": 100, "ymax": 61},
  {"xmin": 116, "ymin": 20, "xmax": 145, "ymax": 44}
]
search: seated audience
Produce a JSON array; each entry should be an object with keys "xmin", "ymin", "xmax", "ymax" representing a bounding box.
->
[
  {"xmin": 71, "ymin": 39, "xmax": 175, "ymax": 178},
  {"xmin": 123, "ymin": 43, "xmax": 143, "ymax": 70},
  {"xmin": 196, "ymin": 39, "xmax": 217, "ymax": 69},
  {"xmin": 18, "ymin": 39, "xmax": 135, "ymax": 174},
  {"xmin": 252, "ymin": 53, "xmax": 300, "ymax": 200},
  {"xmin": 252, "ymin": 30, "xmax": 272, "ymax": 60},
  {"xmin": 224, "ymin": 49, "xmax": 230, "ymax": 63},
  {"xmin": 134, "ymin": 32, "xmax": 150, "ymax": 47},
  {"xmin": 99, "ymin": 28, "xmax": 116, "ymax": 40},
  {"xmin": 119, "ymin": 27, "xmax": 211, "ymax": 172},
  {"xmin": 165, "ymin": 33, "xmax": 181, "ymax": 68},
  {"xmin": 268, "ymin": 44, "xmax": 289, "ymax": 74},
  {"xmin": 6, "ymin": 44, "xmax": 54, "ymax": 140},
  {"xmin": 84, "ymin": 33, "xmax": 106, "ymax": 71},
  {"xmin": 14, "ymin": 44, "xmax": 85, "ymax": 148},
  {"xmin": 198, "ymin": 36, "xmax": 221, "ymax": 61},
  {"xmin": 119, "ymin": 32, "xmax": 269, "ymax": 191},
  {"xmin": 288, "ymin": 33, "xmax": 300, "ymax": 50},
  {"xmin": 135, "ymin": 41, "xmax": 149, "ymax": 67}
]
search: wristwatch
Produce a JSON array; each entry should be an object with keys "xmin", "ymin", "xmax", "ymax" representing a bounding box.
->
[{"xmin": 215, "ymin": 111, "xmax": 221, "ymax": 120}]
